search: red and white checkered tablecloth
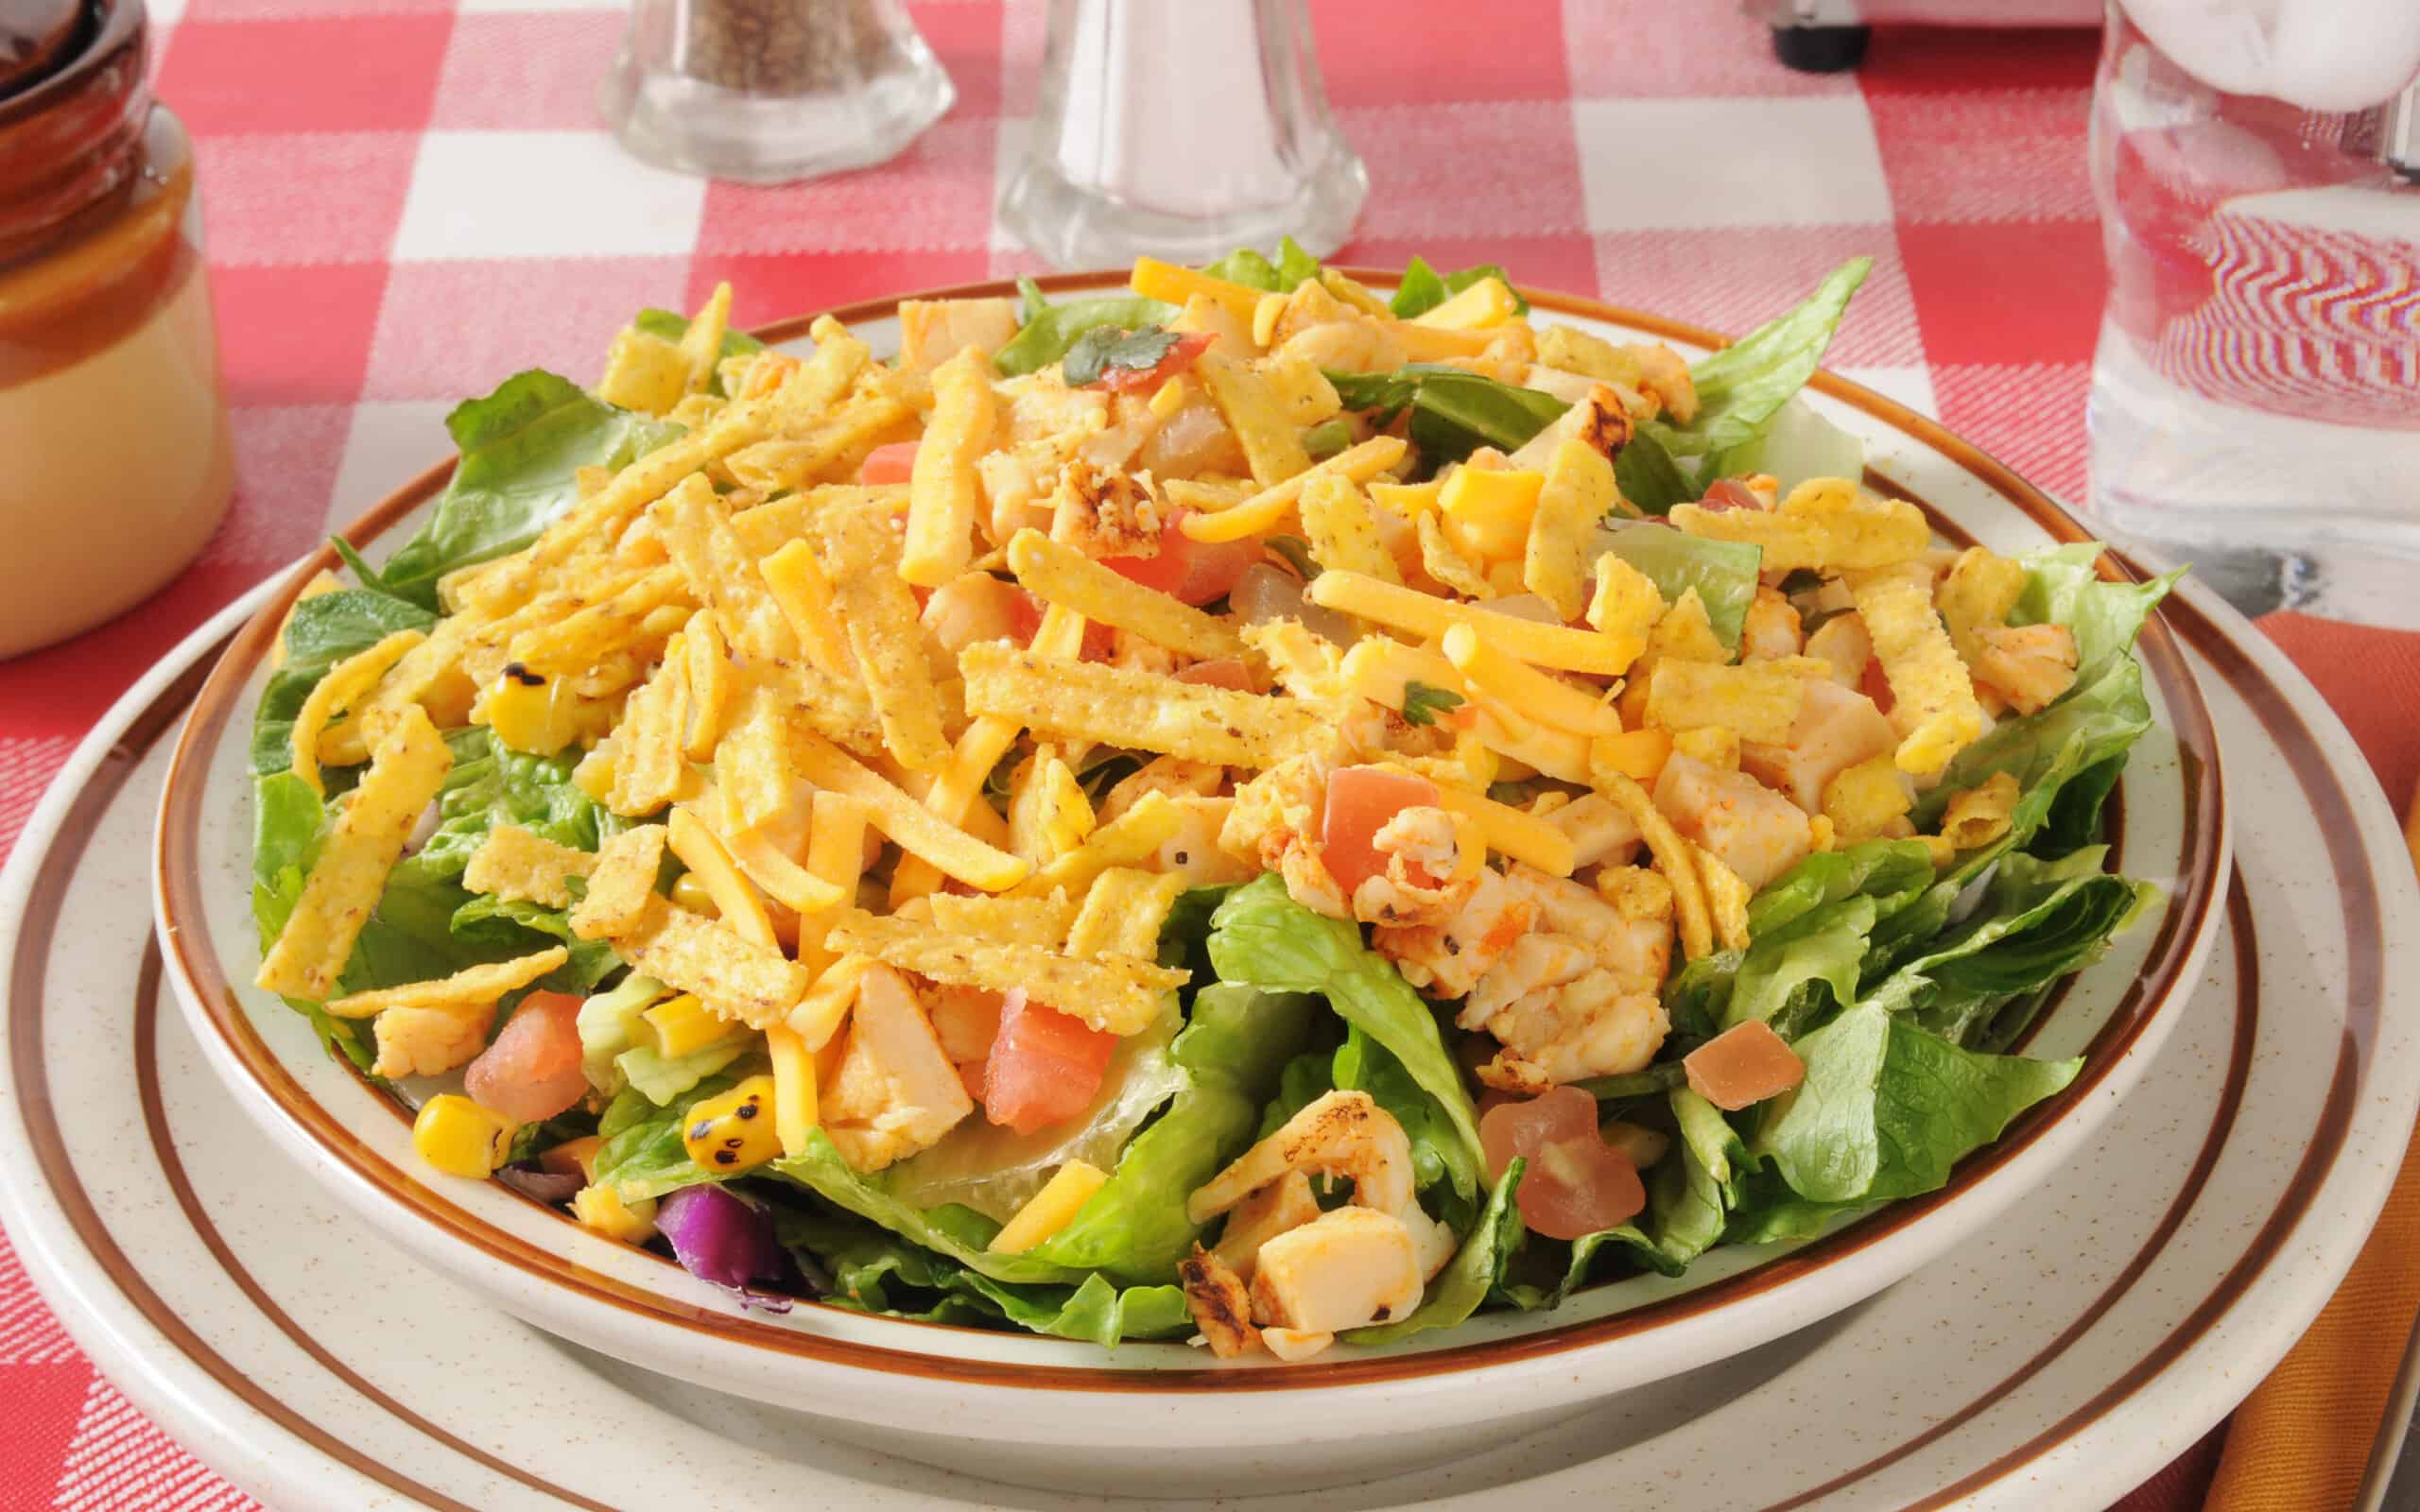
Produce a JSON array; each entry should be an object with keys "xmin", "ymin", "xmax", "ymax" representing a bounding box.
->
[{"xmin": 0, "ymin": 3, "xmax": 2292, "ymax": 1505}]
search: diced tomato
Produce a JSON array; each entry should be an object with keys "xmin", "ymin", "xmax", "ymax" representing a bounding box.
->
[
  {"xmin": 1091, "ymin": 332, "xmax": 1213, "ymax": 394},
  {"xmin": 1102, "ymin": 511, "xmax": 1261, "ymax": 607},
  {"xmin": 1523, "ymin": 1136, "xmax": 1646, "ymax": 1239},
  {"xmin": 1319, "ymin": 766, "xmax": 1442, "ymax": 898},
  {"xmin": 1859, "ymin": 655, "xmax": 1895, "ymax": 715},
  {"xmin": 463, "ymin": 990, "xmax": 588, "ymax": 1125},
  {"xmin": 860, "ymin": 440, "xmax": 920, "ymax": 485},
  {"xmin": 1481, "ymin": 1087, "xmax": 1648, "ymax": 1239},
  {"xmin": 981, "ymin": 989, "xmax": 1119, "ymax": 1135},
  {"xmin": 1698, "ymin": 478, "xmax": 1770, "ymax": 512},
  {"xmin": 1683, "ymin": 1021, "xmax": 1806, "ymax": 1111},
  {"xmin": 1479, "ymin": 1085, "xmax": 1598, "ymax": 1181},
  {"xmin": 1176, "ymin": 658, "xmax": 1254, "ymax": 692},
  {"xmin": 1478, "ymin": 1085, "xmax": 1644, "ymax": 1239}
]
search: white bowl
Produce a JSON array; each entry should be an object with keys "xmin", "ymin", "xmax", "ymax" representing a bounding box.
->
[{"xmin": 153, "ymin": 274, "xmax": 2231, "ymax": 1497}]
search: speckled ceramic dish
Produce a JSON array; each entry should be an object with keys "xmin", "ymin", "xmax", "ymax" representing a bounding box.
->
[
  {"xmin": 136, "ymin": 277, "xmax": 2273, "ymax": 1495},
  {"xmin": 0, "ymin": 535, "xmax": 2407, "ymax": 1507}
]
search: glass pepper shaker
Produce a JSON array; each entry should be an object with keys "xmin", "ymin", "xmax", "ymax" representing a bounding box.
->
[{"xmin": 598, "ymin": 0, "xmax": 955, "ymax": 184}]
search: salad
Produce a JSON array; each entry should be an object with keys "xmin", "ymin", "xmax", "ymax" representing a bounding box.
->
[{"xmin": 249, "ymin": 245, "xmax": 2173, "ymax": 1358}]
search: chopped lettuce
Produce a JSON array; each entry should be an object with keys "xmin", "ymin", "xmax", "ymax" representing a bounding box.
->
[
  {"xmin": 579, "ymin": 973, "xmax": 666, "ymax": 1093},
  {"xmin": 1326, "ymin": 366, "xmax": 1569, "ymax": 470},
  {"xmin": 1708, "ymin": 395, "xmax": 1864, "ymax": 495},
  {"xmin": 1648, "ymin": 256, "xmax": 1872, "ymax": 461},
  {"xmin": 1201, "ymin": 236, "xmax": 1323, "ymax": 293},
  {"xmin": 771, "ymin": 1131, "xmax": 1090, "ymax": 1286},
  {"xmin": 1751, "ymin": 1000, "xmax": 2081, "ymax": 1205},
  {"xmin": 1866, "ymin": 847, "xmax": 2160, "ymax": 1048},
  {"xmin": 994, "ymin": 286, "xmax": 1178, "ymax": 377},
  {"xmin": 594, "ymin": 1073, "xmax": 744, "ymax": 1201},
  {"xmin": 1025, "ymin": 982, "xmax": 1317, "ymax": 1283},
  {"xmin": 1911, "ymin": 545, "xmax": 2182, "ymax": 843},
  {"xmin": 616, "ymin": 1040, "xmax": 748, "ymax": 1107},
  {"xmin": 250, "ymin": 588, "xmax": 436, "ymax": 775},
  {"xmin": 1389, "ymin": 255, "xmax": 1530, "ymax": 318},
  {"xmin": 1593, "ymin": 521, "xmax": 1763, "ymax": 650},
  {"xmin": 370, "ymin": 370, "xmax": 684, "ymax": 609},
  {"xmin": 1662, "ymin": 839, "xmax": 1935, "ymax": 1041},
  {"xmin": 414, "ymin": 728, "xmax": 618, "ymax": 880},
  {"xmin": 631, "ymin": 306, "xmax": 763, "ymax": 397},
  {"xmin": 1205, "ymin": 875, "xmax": 1485, "ymax": 1179},
  {"xmin": 1334, "ymin": 1028, "xmax": 1479, "ymax": 1205},
  {"xmin": 887, "ymin": 1005, "xmax": 1188, "ymax": 1223},
  {"xmin": 779, "ymin": 1207, "xmax": 1192, "ymax": 1344},
  {"xmin": 1613, "ymin": 426, "xmax": 1698, "ymax": 515}
]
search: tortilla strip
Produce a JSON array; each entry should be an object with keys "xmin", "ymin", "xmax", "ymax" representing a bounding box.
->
[{"xmin": 256, "ymin": 705, "xmax": 453, "ymax": 1002}]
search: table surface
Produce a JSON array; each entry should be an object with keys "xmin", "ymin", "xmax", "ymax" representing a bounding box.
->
[{"xmin": 0, "ymin": 3, "xmax": 2409, "ymax": 1507}]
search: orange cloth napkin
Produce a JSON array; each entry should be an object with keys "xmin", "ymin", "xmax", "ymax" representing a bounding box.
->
[{"xmin": 2115, "ymin": 612, "xmax": 2420, "ymax": 1512}]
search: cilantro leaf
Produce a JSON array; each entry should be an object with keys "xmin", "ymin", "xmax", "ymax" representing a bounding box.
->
[
  {"xmin": 1399, "ymin": 680, "xmax": 1466, "ymax": 727},
  {"xmin": 1062, "ymin": 326, "xmax": 1183, "ymax": 388}
]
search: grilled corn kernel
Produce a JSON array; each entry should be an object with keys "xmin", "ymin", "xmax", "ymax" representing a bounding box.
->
[
  {"xmin": 412, "ymin": 1094, "xmax": 515, "ymax": 1178},
  {"xmin": 640, "ymin": 993, "xmax": 735, "ymax": 1058},
  {"xmin": 478, "ymin": 664, "xmax": 584, "ymax": 756},
  {"xmin": 682, "ymin": 1074, "xmax": 782, "ymax": 1175},
  {"xmin": 570, "ymin": 741, "xmax": 618, "ymax": 803},
  {"xmin": 668, "ymin": 873, "xmax": 719, "ymax": 918},
  {"xmin": 573, "ymin": 1182, "xmax": 658, "ymax": 1244}
]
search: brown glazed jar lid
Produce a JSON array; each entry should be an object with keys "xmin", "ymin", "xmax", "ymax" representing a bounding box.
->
[
  {"xmin": 0, "ymin": 0, "xmax": 147, "ymax": 267},
  {"xmin": 0, "ymin": 0, "xmax": 86, "ymax": 103}
]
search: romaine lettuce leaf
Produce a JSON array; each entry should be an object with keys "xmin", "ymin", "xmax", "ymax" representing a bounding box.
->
[
  {"xmin": 886, "ymin": 1005, "xmax": 1187, "ymax": 1223},
  {"xmin": 1585, "ymin": 1088, "xmax": 1748, "ymax": 1283},
  {"xmin": 1346, "ymin": 1160, "xmax": 1525, "ymax": 1345},
  {"xmin": 593, "ymin": 1072, "xmax": 742, "ymax": 1200},
  {"xmin": 1205, "ymin": 875, "xmax": 1485, "ymax": 1177},
  {"xmin": 1647, "ymin": 256, "xmax": 1872, "ymax": 460},
  {"xmin": 994, "ymin": 292, "xmax": 1179, "ymax": 377},
  {"xmin": 579, "ymin": 973, "xmax": 666, "ymax": 1093},
  {"xmin": 1661, "ymin": 839, "xmax": 1935, "ymax": 1040},
  {"xmin": 1326, "ymin": 366, "xmax": 1569, "ymax": 471},
  {"xmin": 250, "ymin": 588, "xmax": 437, "ymax": 775},
  {"xmin": 1593, "ymin": 522, "xmax": 1763, "ymax": 649},
  {"xmin": 769, "ymin": 1132, "xmax": 1091, "ymax": 1286},
  {"xmin": 372, "ymin": 370, "xmax": 683, "ymax": 609},
  {"xmin": 779, "ymin": 1207, "xmax": 1192, "ymax": 1343},
  {"xmin": 1867, "ymin": 847, "xmax": 2159, "ymax": 1047},
  {"xmin": 631, "ymin": 306, "xmax": 764, "ymax": 397},
  {"xmin": 415, "ymin": 729, "xmax": 619, "ymax": 880},
  {"xmin": 1334, "ymin": 1028, "xmax": 1479, "ymax": 1205},
  {"xmin": 1752, "ymin": 1000, "xmax": 2080, "ymax": 1205},
  {"xmin": 1026, "ymin": 982, "xmax": 1317, "ymax": 1282},
  {"xmin": 1201, "ymin": 236, "xmax": 1323, "ymax": 293},
  {"xmin": 1613, "ymin": 426, "xmax": 1698, "ymax": 515},
  {"xmin": 1910, "ymin": 546, "xmax": 2181, "ymax": 842},
  {"xmin": 1707, "ymin": 395, "xmax": 1864, "ymax": 494},
  {"xmin": 1388, "ymin": 256, "xmax": 1530, "ymax": 319}
]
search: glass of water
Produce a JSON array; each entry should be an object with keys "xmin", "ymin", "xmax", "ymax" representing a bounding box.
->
[
  {"xmin": 2086, "ymin": 0, "xmax": 2420, "ymax": 625},
  {"xmin": 996, "ymin": 0, "xmax": 1368, "ymax": 269}
]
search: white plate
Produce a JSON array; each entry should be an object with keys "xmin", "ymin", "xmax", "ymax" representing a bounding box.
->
[
  {"xmin": 141, "ymin": 282, "xmax": 2238, "ymax": 1492},
  {"xmin": 1, "ymin": 532, "xmax": 2414, "ymax": 1507}
]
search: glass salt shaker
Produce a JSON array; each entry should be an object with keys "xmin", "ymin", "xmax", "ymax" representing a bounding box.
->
[
  {"xmin": 998, "ymin": 0, "xmax": 1368, "ymax": 269},
  {"xmin": 2085, "ymin": 0, "xmax": 2420, "ymax": 625},
  {"xmin": 598, "ymin": 0, "xmax": 954, "ymax": 183}
]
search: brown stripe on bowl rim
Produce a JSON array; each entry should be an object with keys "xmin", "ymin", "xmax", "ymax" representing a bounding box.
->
[{"xmin": 150, "ymin": 275, "xmax": 2230, "ymax": 1392}]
